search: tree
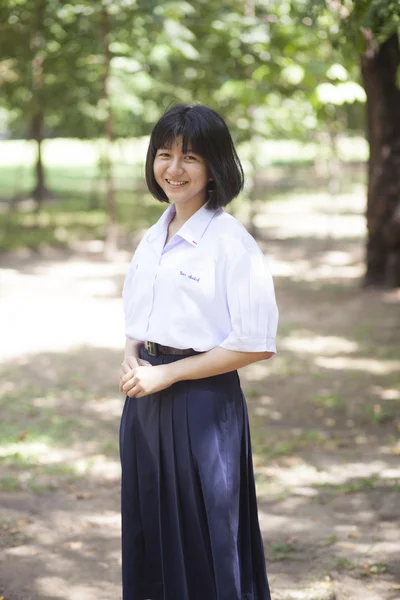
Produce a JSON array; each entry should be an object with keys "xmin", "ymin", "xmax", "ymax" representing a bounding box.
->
[
  {"xmin": 311, "ymin": 0, "xmax": 400, "ymax": 287},
  {"xmin": 0, "ymin": 0, "xmax": 103, "ymax": 208}
]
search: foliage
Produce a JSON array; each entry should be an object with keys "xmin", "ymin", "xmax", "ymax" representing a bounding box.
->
[
  {"xmin": 309, "ymin": 0, "xmax": 400, "ymax": 50},
  {"xmin": 0, "ymin": 0, "xmax": 368, "ymax": 144}
]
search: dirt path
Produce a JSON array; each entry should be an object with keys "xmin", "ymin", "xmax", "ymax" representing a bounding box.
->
[{"xmin": 1, "ymin": 189, "xmax": 399, "ymax": 600}]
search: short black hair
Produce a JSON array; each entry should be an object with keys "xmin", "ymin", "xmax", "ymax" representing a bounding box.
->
[{"xmin": 145, "ymin": 103, "xmax": 244, "ymax": 210}]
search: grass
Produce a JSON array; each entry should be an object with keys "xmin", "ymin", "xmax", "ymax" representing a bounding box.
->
[
  {"xmin": 0, "ymin": 189, "xmax": 168, "ymax": 252},
  {"xmin": 0, "ymin": 465, "xmax": 79, "ymax": 494},
  {"xmin": 270, "ymin": 542, "xmax": 298, "ymax": 562},
  {"xmin": 0, "ymin": 135, "xmax": 368, "ymax": 253},
  {"xmin": 322, "ymin": 535, "xmax": 339, "ymax": 546},
  {"xmin": 0, "ymin": 517, "xmax": 29, "ymax": 548},
  {"xmin": 312, "ymin": 392, "xmax": 347, "ymax": 410},
  {"xmin": 251, "ymin": 427, "xmax": 326, "ymax": 459},
  {"xmin": 335, "ymin": 557, "xmax": 356, "ymax": 571},
  {"xmin": 317, "ymin": 475, "xmax": 400, "ymax": 496},
  {"xmin": 364, "ymin": 403, "xmax": 395, "ymax": 424}
]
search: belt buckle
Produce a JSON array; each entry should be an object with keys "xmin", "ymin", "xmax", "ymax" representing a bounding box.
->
[{"xmin": 145, "ymin": 341, "xmax": 157, "ymax": 357}]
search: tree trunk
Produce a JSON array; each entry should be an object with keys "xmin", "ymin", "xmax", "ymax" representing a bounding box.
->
[
  {"xmin": 361, "ymin": 34, "xmax": 400, "ymax": 288},
  {"xmin": 101, "ymin": 5, "xmax": 118, "ymax": 259},
  {"xmin": 247, "ymin": 106, "xmax": 259, "ymax": 238},
  {"xmin": 29, "ymin": 1, "xmax": 53, "ymax": 212},
  {"xmin": 31, "ymin": 110, "xmax": 46, "ymax": 211}
]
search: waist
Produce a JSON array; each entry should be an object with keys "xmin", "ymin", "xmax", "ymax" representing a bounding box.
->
[{"xmin": 144, "ymin": 341, "xmax": 202, "ymax": 357}]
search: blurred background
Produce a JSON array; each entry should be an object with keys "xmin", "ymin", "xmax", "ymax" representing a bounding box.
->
[{"xmin": 0, "ymin": 2, "xmax": 399, "ymax": 600}]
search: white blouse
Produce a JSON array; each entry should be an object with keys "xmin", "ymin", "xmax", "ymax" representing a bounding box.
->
[{"xmin": 123, "ymin": 202, "xmax": 278, "ymax": 353}]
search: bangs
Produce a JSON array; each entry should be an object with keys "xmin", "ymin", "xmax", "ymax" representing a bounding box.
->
[{"xmin": 151, "ymin": 118, "xmax": 207, "ymax": 157}]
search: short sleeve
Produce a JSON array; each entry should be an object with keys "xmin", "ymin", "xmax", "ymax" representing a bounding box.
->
[
  {"xmin": 219, "ymin": 244, "xmax": 278, "ymax": 353},
  {"xmin": 122, "ymin": 240, "xmax": 145, "ymax": 340}
]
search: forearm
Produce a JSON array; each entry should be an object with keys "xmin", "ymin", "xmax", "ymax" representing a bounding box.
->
[
  {"xmin": 167, "ymin": 346, "xmax": 274, "ymax": 384},
  {"xmin": 124, "ymin": 338, "xmax": 144, "ymax": 359}
]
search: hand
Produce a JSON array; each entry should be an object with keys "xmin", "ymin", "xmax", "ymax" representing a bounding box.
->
[
  {"xmin": 120, "ymin": 364, "xmax": 175, "ymax": 398},
  {"xmin": 119, "ymin": 355, "xmax": 152, "ymax": 393}
]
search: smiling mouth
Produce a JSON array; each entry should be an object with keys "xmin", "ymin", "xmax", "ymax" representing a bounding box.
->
[{"xmin": 166, "ymin": 179, "xmax": 188, "ymax": 187}]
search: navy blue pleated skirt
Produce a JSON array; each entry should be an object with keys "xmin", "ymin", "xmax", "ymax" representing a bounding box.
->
[{"xmin": 119, "ymin": 347, "xmax": 271, "ymax": 600}]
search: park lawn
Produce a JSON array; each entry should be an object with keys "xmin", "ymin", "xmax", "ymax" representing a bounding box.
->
[{"xmin": 0, "ymin": 135, "xmax": 367, "ymax": 254}]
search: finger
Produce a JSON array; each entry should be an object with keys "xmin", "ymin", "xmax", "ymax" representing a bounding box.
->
[
  {"xmin": 126, "ymin": 356, "xmax": 140, "ymax": 369},
  {"xmin": 121, "ymin": 369, "xmax": 137, "ymax": 385},
  {"xmin": 122, "ymin": 377, "xmax": 137, "ymax": 393},
  {"xmin": 121, "ymin": 357, "xmax": 139, "ymax": 375},
  {"xmin": 119, "ymin": 377, "xmax": 129, "ymax": 393},
  {"xmin": 121, "ymin": 363, "xmax": 133, "ymax": 376},
  {"xmin": 138, "ymin": 359, "xmax": 152, "ymax": 367},
  {"xmin": 120, "ymin": 368, "xmax": 132, "ymax": 383},
  {"xmin": 119, "ymin": 371, "xmax": 128, "ymax": 390},
  {"xmin": 127, "ymin": 384, "xmax": 141, "ymax": 398}
]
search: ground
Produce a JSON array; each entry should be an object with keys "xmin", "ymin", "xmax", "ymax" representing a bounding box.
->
[{"xmin": 0, "ymin": 186, "xmax": 399, "ymax": 600}]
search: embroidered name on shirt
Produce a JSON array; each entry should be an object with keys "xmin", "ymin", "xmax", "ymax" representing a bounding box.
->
[{"xmin": 180, "ymin": 270, "xmax": 200, "ymax": 283}]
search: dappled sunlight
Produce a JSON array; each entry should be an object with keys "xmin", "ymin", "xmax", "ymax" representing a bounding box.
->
[
  {"xmin": 2, "ymin": 500, "xmax": 122, "ymax": 599},
  {"xmin": 82, "ymin": 511, "xmax": 120, "ymax": 528},
  {"xmin": 83, "ymin": 396, "xmax": 123, "ymax": 419},
  {"xmin": 256, "ymin": 458, "xmax": 399, "ymax": 489},
  {"xmin": 371, "ymin": 386, "xmax": 400, "ymax": 401},
  {"xmin": 315, "ymin": 355, "xmax": 400, "ymax": 374},
  {"xmin": 282, "ymin": 334, "xmax": 359, "ymax": 355},
  {"xmin": 271, "ymin": 257, "xmax": 364, "ymax": 281},
  {"xmin": 83, "ymin": 455, "xmax": 120, "ymax": 481},
  {"xmin": 258, "ymin": 505, "xmax": 318, "ymax": 535},
  {"xmin": 36, "ymin": 578, "xmax": 108, "ymax": 600},
  {"xmin": 244, "ymin": 360, "xmax": 273, "ymax": 381},
  {"xmin": 255, "ymin": 190, "xmax": 366, "ymax": 241},
  {"xmin": 0, "ymin": 254, "xmax": 129, "ymax": 361},
  {"xmin": 269, "ymin": 244, "xmax": 364, "ymax": 282},
  {"xmin": 0, "ymin": 440, "xmax": 79, "ymax": 463}
]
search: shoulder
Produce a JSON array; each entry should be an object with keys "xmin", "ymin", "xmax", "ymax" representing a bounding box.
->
[
  {"xmin": 208, "ymin": 209, "xmax": 264, "ymax": 264},
  {"xmin": 131, "ymin": 222, "xmax": 158, "ymax": 254}
]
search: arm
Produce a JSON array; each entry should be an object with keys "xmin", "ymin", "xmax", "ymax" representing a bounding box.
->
[
  {"xmin": 167, "ymin": 346, "xmax": 274, "ymax": 384},
  {"xmin": 121, "ymin": 346, "xmax": 274, "ymax": 398},
  {"xmin": 124, "ymin": 337, "xmax": 144, "ymax": 359}
]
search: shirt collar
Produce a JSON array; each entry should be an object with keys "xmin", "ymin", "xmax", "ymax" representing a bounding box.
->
[
  {"xmin": 149, "ymin": 201, "xmax": 220, "ymax": 247},
  {"xmin": 147, "ymin": 204, "xmax": 175, "ymax": 242}
]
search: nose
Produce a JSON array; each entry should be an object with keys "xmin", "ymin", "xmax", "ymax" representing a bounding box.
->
[{"xmin": 167, "ymin": 156, "xmax": 184, "ymax": 177}]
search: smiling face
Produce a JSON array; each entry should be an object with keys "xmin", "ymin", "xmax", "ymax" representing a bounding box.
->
[{"xmin": 153, "ymin": 136, "xmax": 211, "ymax": 211}]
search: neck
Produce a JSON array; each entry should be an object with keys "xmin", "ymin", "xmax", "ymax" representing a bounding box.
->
[{"xmin": 173, "ymin": 198, "xmax": 207, "ymax": 226}]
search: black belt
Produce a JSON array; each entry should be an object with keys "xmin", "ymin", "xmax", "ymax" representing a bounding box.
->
[{"xmin": 144, "ymin": 341, "xmax": 200, "ymax": 357}]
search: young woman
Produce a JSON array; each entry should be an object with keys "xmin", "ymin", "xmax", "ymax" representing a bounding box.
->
[{"xmin": 119, "ymin": 103, "xmax": 278, "ymax": 600}]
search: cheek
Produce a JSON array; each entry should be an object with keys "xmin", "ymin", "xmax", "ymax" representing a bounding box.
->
[
  {"xmin": 191, "ymin": 165, "xmax": 208, "ymax": 183},
  {"xmin": 153, "ymin": 161, "xmax": 163, "ymax": 182}
]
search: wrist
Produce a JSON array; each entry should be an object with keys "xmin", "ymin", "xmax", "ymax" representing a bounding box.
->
[{"xmin": 164, "ymin": 361, "xmax": 182, "ymax": 385}]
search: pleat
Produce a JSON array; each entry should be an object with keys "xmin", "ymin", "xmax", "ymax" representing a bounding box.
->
[
  {"xmin": 158, "ymin": 384, "xmax": 189, "ymax": 599},
  {"xmin": 120, "ymin": 398, "xmax": 146, "ymax": 597},
  {"xmin": 186, "ymin": 377, "xmax": 242, "ymax": 600}
]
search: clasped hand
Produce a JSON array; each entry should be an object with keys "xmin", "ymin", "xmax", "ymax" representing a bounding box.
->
[{"xmin": 119, "ymin": 356, "xmax": 174, "ymax": 398}]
